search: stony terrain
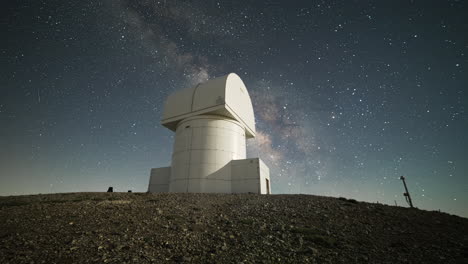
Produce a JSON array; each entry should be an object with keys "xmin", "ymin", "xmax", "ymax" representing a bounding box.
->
[{"xmin": 0, "ymin": 192, "xmax": 467, "ymax": 263}]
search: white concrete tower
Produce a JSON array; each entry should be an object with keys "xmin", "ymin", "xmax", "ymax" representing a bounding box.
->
[{"xmin": 148, "ymin": 73, "xmax": 271, "ymax": 194}]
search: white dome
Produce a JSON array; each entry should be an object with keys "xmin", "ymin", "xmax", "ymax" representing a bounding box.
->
[{"xmin": 161, "ymin": 73, "xmax": 256, "ymax": 138}]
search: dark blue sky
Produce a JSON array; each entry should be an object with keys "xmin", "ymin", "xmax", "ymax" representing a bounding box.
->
[{"xmin": 1, "ymin": 0, "xmax": 467, "ymax": 217}]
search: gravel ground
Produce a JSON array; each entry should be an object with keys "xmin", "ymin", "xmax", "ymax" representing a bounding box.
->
[{"xmin": 0, "ymin": 192, "xmax": 467, "ymax": 263}]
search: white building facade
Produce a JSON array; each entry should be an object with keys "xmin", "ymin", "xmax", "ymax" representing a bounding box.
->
[{"xmin": 148, "ymin": 73, "xmax": 271, "ymax": 194}]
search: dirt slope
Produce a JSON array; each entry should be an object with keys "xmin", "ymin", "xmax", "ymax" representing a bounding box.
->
[{"xmin": 1, "ymin": 193, "xmax": 467, "ymax": 263}]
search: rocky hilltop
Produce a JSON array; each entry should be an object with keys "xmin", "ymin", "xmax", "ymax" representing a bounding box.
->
[{"xmin": 1, "ymin": 193, "xmax": 467, "ymax": 263}]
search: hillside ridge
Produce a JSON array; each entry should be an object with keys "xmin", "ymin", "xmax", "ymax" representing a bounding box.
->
[{"xmin": 1, "ymin": 193, "xmax": 467, "ymax": 263}]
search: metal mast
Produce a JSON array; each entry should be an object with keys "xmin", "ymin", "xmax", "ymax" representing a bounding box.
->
[{"xmin": 399, "ymin": 176, "xmax": 414, "ymax": 208}]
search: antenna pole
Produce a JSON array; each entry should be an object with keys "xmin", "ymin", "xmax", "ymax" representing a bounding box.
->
[{"xmin": 399, "ymin": 176, "xmax": 414, "ymax": 208}]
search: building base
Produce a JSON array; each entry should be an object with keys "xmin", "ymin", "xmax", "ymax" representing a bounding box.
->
[{"xmin": 148, "ymin": 158, "xmax": 270, "ymax": 194}]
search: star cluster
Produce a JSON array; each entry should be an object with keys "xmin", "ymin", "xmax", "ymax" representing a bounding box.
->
[{"xmin": 1, "ymin": 0, "xmax": 467, "ymax": 217}]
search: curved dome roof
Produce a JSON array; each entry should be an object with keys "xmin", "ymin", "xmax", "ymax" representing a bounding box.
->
[{"xmin": 161, "ymin": 73, "xmax": 256, "ymax": 138}]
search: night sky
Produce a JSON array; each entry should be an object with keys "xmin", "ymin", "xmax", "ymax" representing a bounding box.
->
[{"xmin": 1, "ymin": 1, "xmax": 467, "ymax": 217}]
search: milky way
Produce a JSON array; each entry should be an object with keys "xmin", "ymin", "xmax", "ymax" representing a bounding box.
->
[{"xmin": 1, "ymin": 1, "xmax": 467, "ymax": 217}]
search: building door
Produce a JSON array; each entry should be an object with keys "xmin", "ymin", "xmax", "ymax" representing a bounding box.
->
[{"xmin": 265, "ymin": 179, "xmax": 270, "ymax": 194}]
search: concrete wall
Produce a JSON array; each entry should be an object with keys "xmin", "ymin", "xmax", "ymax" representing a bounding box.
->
[
  {"xmin": 259, "ymin": 159, "xmax": 271, "ymax": 194},
  {"xmin": 169, "ymin": 116, "xmax": 246, "ymax": 193},
  {"xmin": 148, "ymin": 167, "xmax": 171, "ymax": 193},
  {"xmin": 149, "ymin": 158, "xmax": 270, "ymax": 194},
  {"xmin": 231, "ymin": 158, "xmax": 270, "ymax": 194}
]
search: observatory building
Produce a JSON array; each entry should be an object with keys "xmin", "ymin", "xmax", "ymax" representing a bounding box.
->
[{"xmin": 148, "ymin": 73, "xmax": 271, "ymax": 194}]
